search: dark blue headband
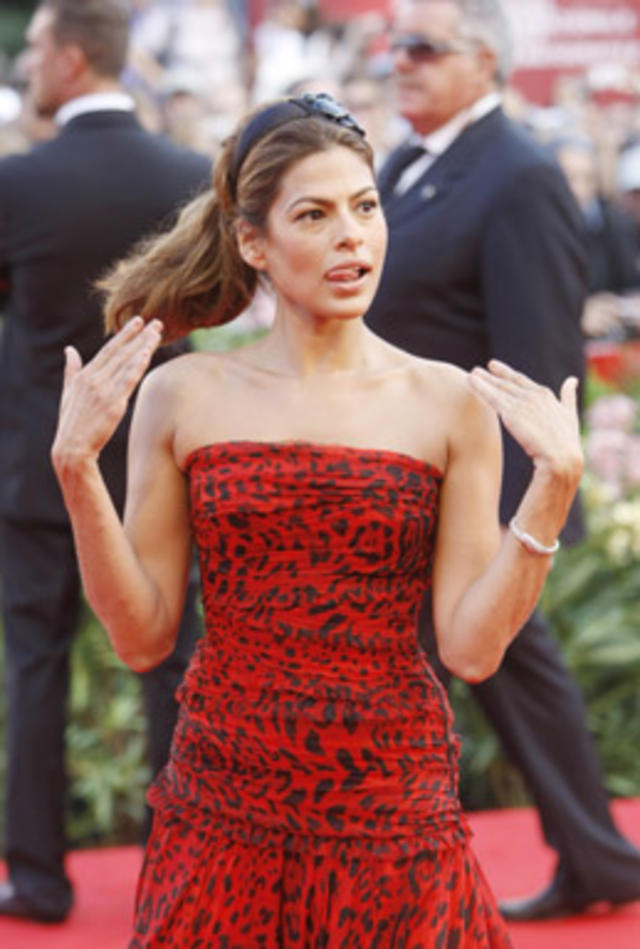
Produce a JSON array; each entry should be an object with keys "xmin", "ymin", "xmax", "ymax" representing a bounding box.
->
[{"xmin": 230, "ymin": 93, "xmax": 366, "ymax": 192}]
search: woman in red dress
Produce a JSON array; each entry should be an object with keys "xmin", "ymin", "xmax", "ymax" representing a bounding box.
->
[{"xmin": 52, "ymin": 94, "xmax": 582, "ymax": 947}]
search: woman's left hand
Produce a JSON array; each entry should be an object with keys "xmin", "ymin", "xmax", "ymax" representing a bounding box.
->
[{"xmin": 468, "ymin": 359, "xmax": 583, "ymax": 479}]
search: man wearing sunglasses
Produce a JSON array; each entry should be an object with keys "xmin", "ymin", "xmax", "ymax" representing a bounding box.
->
[{"xmin": 367, "ymin": 0, "xmax": 640, "ymax": 923}]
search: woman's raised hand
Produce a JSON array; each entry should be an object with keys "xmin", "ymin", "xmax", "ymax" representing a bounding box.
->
[
  {"xmin": 468, "ymin": 359, "xmax": 583, "ymax": 481},
  {"xmin": 52, "ymin": 317, "xmax": 163, "ymax": 467}
]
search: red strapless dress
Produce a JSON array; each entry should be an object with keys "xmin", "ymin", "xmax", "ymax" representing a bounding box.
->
[{"xmin": 130, "ymin": 442, "xmax": 512, "ymax": 948}]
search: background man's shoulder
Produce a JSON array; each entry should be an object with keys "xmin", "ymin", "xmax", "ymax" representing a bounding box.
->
[
  {"xmin": 0, "ymin": 137, "xmax": 60, "ymax": 186},
  {"xmin": 474, "ymin": 112, "xmax": 575, "ymax": 219},
  {"xmin": 489, "ymin": 111, "xmax": 564, "ymax": 182},
  {"xmin": 129, "ymin": 125, "xmax": 211, "ymax": 177}
]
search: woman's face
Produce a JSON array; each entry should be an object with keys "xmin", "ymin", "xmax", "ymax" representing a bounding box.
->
[{"xmin": 248, "ymin": 145, "xmax": 388, "ymax": 323}]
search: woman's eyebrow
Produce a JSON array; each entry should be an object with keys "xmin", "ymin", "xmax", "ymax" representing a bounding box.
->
[{"xmin": 286, "ymin": 185, "xmax": 378, "ymax": 212}]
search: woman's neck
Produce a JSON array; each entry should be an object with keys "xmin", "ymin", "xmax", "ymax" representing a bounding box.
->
[{"xmin": 239, "ymin": 308, "xmax": 384, "ymax": 379}]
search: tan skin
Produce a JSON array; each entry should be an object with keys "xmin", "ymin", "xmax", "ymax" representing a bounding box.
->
[{"xmin": 52, "ymin": 145, "xmax": 583, "ymax": 680}]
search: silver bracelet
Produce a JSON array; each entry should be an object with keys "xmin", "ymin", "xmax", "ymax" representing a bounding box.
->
[{"xmin": 509, "ymin": 518, "xmax": 560, "ymax": 556}]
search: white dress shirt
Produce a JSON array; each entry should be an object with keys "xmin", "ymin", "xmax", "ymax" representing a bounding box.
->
[{"xmin": 55, "ymin": 92, "xmax": 135, "ymax": 127}]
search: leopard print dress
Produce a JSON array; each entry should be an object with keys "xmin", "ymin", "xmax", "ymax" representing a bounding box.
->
[{"xmin": 129, "ymin": 442, "xmax": 512, "ymax": 949}]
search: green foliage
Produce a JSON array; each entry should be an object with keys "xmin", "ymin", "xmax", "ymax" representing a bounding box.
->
[
  {"xmin": 540, "ymin": 488, "xmax": 640, "ymax": 798},
  {"xmin": 0, "ymin": 7, "xmax": 32, "ymax": 60},
  {"xmin": 66, "ymin": 609, "xmax": 150, "ymax": 845}
]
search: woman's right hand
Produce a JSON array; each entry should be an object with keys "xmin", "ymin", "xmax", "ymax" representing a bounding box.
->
[{"xmin": 52, "ymin": 317, "xmax": 163, "ymax": 471}]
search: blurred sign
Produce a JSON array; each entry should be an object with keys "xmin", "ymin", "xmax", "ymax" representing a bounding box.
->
[
  {"xmin": 508, "ymin": 0, "xmax": 640, "ymax": 102},
  {"xmin": 320, "ymin": 0, "xmax": 385, "ymax": 14}
]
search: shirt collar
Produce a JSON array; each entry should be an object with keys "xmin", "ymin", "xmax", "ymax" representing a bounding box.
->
[
  {"xmin": 412, "ymin": 92, "xmax": 501, "ymax": 156},
  {"xmin": 55, "ymin": 92, "xmax": 135, "ymax": 127}
]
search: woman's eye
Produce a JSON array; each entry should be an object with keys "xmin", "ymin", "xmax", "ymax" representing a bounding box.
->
[
  {"xmin": 296, "ymin": 208, "xmax": 324, "ymax": 222},
  {"xmin": 358, "ymin": 199, "xmax": 378, "ymax": 214}
]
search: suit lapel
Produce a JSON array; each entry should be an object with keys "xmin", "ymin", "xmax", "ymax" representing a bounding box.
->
[{"xmin": 382, "ymin": 108, "xmax": 504, "ymax": 226}]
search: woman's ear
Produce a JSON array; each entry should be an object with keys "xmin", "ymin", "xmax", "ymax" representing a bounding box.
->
[{"xmin": 236, "ymin": 219, "xmax": 267, "ymax": 271}]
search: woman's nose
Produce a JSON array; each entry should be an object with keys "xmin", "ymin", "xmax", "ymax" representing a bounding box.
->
[{"xmin": 334, "ymin": 213, "xmax": 363, "ymax": 248}]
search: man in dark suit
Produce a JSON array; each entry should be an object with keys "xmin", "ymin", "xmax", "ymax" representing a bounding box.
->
[
  {"xmin": 366, "ymin": 0, "xmax": 640, "ymax": 920},
  {"xmin": 0, "ymin": 0, "xmax": 209, "ymax": 922}
]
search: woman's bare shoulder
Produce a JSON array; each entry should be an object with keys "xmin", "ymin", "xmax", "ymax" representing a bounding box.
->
[
  {"xmin": 140, "ymin": 349, "xmax": 232, "ymax": 397},
  {"xmin": 401, "ymin": 354, "xmax": 498, "ymax": 439},
  {"xmin": 398, "ymin": 352, "xmax": 471, "ymax": 400}
]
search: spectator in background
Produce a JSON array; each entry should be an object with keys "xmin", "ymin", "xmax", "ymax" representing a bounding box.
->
[
  {"xmin": 342, "ymin": 70, "xmax": 403, "ymax": 167},
  {"xmin": 158, "ymin": 66, "xmax": 211, "ymax": 151},
  {"xmin": 618, "ymin": 141, "xmax": 640, "ymax": 253},
  {"xmin": 366, "ymin": 0, "xmax": 640, "ymax": 921},
  {"xmin": 553, "ymin": 136, "xmax": 640, "ymax": 339},
  {"xmin": 0, "ymin": 0, "xmax": 208, "ymax": 923},
  {"xmin": 0, "ymin": 50, "xmax": 56, "ymax": 155},
  {"xmin": 251, "ymin": 0, "xmax": 339, "ymax": 102},
  {"xmin": 131, "ymin": 0, "xmax": 246, "ymax": 94}
]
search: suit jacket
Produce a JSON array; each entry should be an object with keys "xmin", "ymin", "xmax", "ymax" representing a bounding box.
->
[
  {"xmin": 585, "ymin": 197, "xmax": 640, "ymax": 295},
  {"xmin": 0, "ymin": 110, "xmax": 211, "ymax": 523},
  {"xmin": 366, "ymin": 107, "xmax": 587, "ymax": 541}
]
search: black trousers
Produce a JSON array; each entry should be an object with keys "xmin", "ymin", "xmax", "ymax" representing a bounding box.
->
[
  {"xmin": 420, "ymin": 597, "xmax": 640, "ymax": 900},
  {"xmin": 0, "ymin": 518, "xmax": 200, "ymax": 915}
]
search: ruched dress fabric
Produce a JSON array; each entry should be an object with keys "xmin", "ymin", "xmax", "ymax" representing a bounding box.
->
[{"xmin": 130, "ymin": 442, "xmax": 512, "ymax": 949}]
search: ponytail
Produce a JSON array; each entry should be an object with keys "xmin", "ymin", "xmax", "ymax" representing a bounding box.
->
[{"xmin": 100, "ymin": 161, "xmax": 257, "ymax": 342}]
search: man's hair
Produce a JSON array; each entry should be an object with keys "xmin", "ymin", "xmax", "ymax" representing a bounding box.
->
[
  {"xmin": 41, "ymin": 0, "xmax": 130, "ymax": 78},
  {"xmin": 453, "ymin": 0, "xmax": 513, "ymax": 84}
]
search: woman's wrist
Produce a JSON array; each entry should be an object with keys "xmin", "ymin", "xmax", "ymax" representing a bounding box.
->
[
  {"xmin": 532, "ymin": 451, "xmax": 583, "ymax": 487},
  {"xmin": 51, "ymin": 446, "xmax": 101, "ymax": 488},
  {"xmin": 509, "ymin": 518, "xmax": 559, "ymax": 556}
]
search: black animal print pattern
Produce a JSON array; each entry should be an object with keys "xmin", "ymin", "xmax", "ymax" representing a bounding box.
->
[{"xmin": 130, "ymin": 442, "xmax": 512, "ymax": 948}]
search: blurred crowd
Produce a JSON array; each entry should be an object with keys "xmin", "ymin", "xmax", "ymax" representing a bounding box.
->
[{"xmin": 1, "ymin": 0, "xmax": 640, "ymax": 338}]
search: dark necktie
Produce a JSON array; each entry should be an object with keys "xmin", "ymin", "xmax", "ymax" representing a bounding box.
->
[{"xmin": 377, "ymin": 142, "xmax": 427, "ymax": 200}]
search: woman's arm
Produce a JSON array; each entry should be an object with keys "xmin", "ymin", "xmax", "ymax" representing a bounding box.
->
[
  {"xmin": 432, "ymin": 360, "xmax": 582, "ymax": 682},
  {"xmin": 51, "ymin": 318, "xmax": 192, "ymax": 672}
]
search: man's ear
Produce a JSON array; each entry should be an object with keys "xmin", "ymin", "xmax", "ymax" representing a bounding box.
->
[
  {"xmin": 474, "ymin": 45, "xmax": 499, "ymax": 89},
  {"xmin": 236, "ymin": 219, "xmax": 267, "ymax": 271},
  {"xmin": 58, "ymin": 43, "xmax": 88, "ymax": 84}
]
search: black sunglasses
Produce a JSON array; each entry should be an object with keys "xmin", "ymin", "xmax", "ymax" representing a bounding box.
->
[{"xmin": 390, "ymin": 33, "xmax": 472, "ymax": 63}]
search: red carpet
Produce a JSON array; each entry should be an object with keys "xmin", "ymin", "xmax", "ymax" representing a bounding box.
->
[{"xmin": 1, "ymin": 799, "xmax": 639, "ymax": 947}]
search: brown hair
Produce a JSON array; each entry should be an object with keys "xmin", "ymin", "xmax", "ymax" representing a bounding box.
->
[
  {"xmin": 99, "ymin": 101, "xmax": 375, "ymax": 342},
  {"xmin": 41, "ymin": 0, "xmax": 130, "ymax": 78}
]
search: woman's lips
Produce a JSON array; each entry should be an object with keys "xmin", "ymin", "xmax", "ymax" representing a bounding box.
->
[{"xmin": 325, "ymin": 264, "xmax": 370, "ymax": 284}]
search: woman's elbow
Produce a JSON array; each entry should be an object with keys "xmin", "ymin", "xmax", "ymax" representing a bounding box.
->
[
  {"xmin": 110, "ymin": 626, "xmax": 176, "ymax": 673},
  {"xmin": 116, "ymin": 644, "xmax": 174, "ymax": 674},
  {"xmin": 438, "ymin": 646, "xmax": 502, "ymax": 684}
]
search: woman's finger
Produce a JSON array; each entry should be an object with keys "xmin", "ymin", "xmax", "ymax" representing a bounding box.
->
[
  {"xmin": 486, "ymin": 359, "xmax": 540, "ymax": 390},
  {"xmin": 89, "ymin": 315, "xmax": 151, "ymax": 373},
  {"xmin": 470, "ymin": 367, "xmax": 523, "ymax": 398},
  {"xmin": 110, "ymin": 330, "xmax": 162, "ymax": 394},
  {"xmin": 62, "ymin": 346, "xmax": 83, "ymax": 388},
  {"xmin": 91, "ymin": 319, "xmax": 163, "ymax": 384},
  {"xmin": 559, "ymin": 375, "xmax": 579, "ymax": 414},
  {"xmin": 468, "ymin": 369, "xmax": 518, "ymax": 412},
  {"xmin": 92, "ymin": 314, "xmax": 144, "ymax": 358}
]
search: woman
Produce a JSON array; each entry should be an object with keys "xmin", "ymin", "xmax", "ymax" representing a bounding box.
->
[{"xmin": 52, "ymin": 94, "xmax": 582, "ymax": 947}]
